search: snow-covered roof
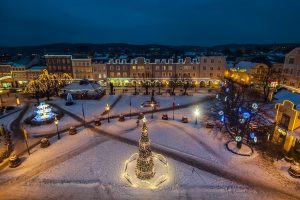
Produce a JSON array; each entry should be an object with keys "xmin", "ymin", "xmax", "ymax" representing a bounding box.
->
[
  {"xmin": 235, "ymin": 61, "xmax": 258, "ymax": 71},
  {"xmin": 63, "ymin": 82, "xmax": 102, "ymax": 91},
  {"xmin": 28, "ymin": 65, "xmax": 47, "ymax": 71},
  {"xmin": 274, "ymin": 89, "xmax": 300, "ymax": 110},
  {"xmin": 226, "ymin": 61, "xmax": 235, "ymax": 69},
  {"xmin": 118, "ymin": 55, "xmax": 128, "ymax": 59}
]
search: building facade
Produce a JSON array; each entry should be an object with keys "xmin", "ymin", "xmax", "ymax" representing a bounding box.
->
[
  {"xmin": 72, "ymin": 58, "xmax": 92, "ymax": 80},
  {"xmin": 0, "ymin": 64, "xmax": 12, "ymax": 88},
  {"xmin": 92, "ymin": 63, "xmax": 107, "ymax": 81},
  {"xmin": 44, "ymin": 55, "xmax": 73, "ymax": 75},
  {"xmin": 106, "ymin": 56, "xmax": 226, "ymax": 87},
  {"xmin": 273, "ymin": 100, "xmax": 300, "ymax": 153},
  {"xmin": 224, "ymin": 61, "xmax": 269, "ymax": 85},
  {"xmin": 282, "ymin": 47, "xmax": 300, "ymax": 88}
]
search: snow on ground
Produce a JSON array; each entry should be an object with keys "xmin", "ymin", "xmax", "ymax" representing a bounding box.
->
[
  {"xmin": 52, "ymin": 95, "xmax": 120, "ymax": 121},
  {"xmin": 274, "ymin": 159, "xmax": 300, "ymax": 184},
  {"xmin": 109, "ymin": 93, "xmax": 211, "ymax": 116},
  {"xmin": 22, "ymin": 105, "xmax": 80, "ymax": 137},
  {"xmin": 1, "ymin": 96, "xmax": 300, "ymax": 199},
  {"xmin": 85, "ymin": 114, "xmax": 300, "ymax": 195},
  {"xmin": 0, "ymin": 126, "xmax": 99, "ymax": 180},
  {"xmin": 114, "ymin": 120, "xmax": 219, "ymax": 162},
  {"xmin": 0, "ymin": 126, "xmax": 258, "ymax": 200},
  {"xmin": 0, "ymin": 109, "xmax": 21, "ymax": 131}
]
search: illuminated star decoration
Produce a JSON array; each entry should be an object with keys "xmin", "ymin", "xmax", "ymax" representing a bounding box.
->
[
  {"xmin": 252, "ymin": 103, "xmax": 258, "ymax": 110},
  {"xmin": 235, "ymin": 136, "xmax": 242, "ymax": 142},
  {"xmin": 242, "ymin": 112, "xmax": 251, "ymax": 119},
  {"xmin": 239, "ymin": 118, "xmax": 245, "ymax": 124}
]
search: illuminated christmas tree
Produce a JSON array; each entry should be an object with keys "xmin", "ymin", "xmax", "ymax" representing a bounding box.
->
[
  {"xmin": 33, "ymin": 102, "xmax": 55, "ymax": 123},
  {"xmin": 135, "ymin": 117, "xmax": 155, "ymax": 180}
]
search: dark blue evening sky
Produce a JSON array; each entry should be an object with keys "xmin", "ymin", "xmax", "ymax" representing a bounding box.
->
[{"xmin": 0, "ymin": 0, "xmax": 299, "ymax": 46}]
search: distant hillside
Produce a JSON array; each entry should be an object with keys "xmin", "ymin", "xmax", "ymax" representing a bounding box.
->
[{"xmin": 0, "ymin": 42, "xmax": 299, "ymax": 55}]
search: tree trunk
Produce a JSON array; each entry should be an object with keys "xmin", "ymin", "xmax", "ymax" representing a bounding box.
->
[
  {"xmin": 55, "ymin": 87, "xmax": 59, "ymax": 96},
  {"xmin": 236, "ymin": 140, "xmax": 242, "ymax": 149},
  {"xmin": 46, "ymin": 91, "xmax": 50, "ymax": 100},
  {"xmin": 145, "ymin": 86, "xmax": 149, "ymax": 95},
  {"xmin": 35, "ymin": 92, "xmax": 40, "ymax": 104}
]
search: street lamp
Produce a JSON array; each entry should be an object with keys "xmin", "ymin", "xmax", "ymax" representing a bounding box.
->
[
  {"xmin": 106, "ymin": 104, "xmax": 110, "ymax": 123},
  {"xmin": 54, "ymin": 117, "xmax": 60, "ymax": 140},
  {"xmin": 194, "ymin": 106, "xmax": 200, "ymax": 125},
  {"xmin": 172, "ymin": 97, "xmax": 175, "ymax": 120},
  {"xmin": 16, "ymin": 96, "xmax": 20, "ymax": 106},
  {"xmin": 151, "ymin": 102, "xmax": 154, "ymax": 119}
]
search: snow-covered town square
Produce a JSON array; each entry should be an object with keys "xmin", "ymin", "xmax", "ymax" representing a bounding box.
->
[
  {"xmin": 0, "ymin": 76, "xmax": 300, "ymax": 200},
  {"xmin": 1, "ymin": 1, "xmax": 300, "ymax": 199}
]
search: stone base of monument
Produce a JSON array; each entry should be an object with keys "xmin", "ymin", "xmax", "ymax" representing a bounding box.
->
[{"xmin": 123, "ymin": 153, "xmax": 168, "ymax": 189}]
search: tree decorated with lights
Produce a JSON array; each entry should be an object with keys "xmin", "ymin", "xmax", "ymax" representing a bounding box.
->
[
  {"xmin": 38, "ymin": 69, "xmax": 57, "ymax": 100},
  {"xmin": 25, "ymin": 70, "xmax": 72, "ymax": 101},
  {"xmin": 216, "ymin": 80, "xmax": 259, "ymax": 149},
  {"xmin": 135, "ymin": 117, "xmax": 155, "ymax": 180},
  {"xmin": 24, "ymin": 79, "xmax": 45, "ymax": 103}
]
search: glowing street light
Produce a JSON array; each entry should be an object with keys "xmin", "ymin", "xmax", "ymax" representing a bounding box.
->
[
  {"xmin": 16, "ymin": 96, "xmax": 20, "ymax": 106},
  {"xmin": 54, "ymin": 117, "xmax": 60, "ymax": 140},
  {"xmin": 151, "ymin": 102, "xmax": 154, "ymax": 119},
  {"xmin": 194, "ymin": 106, "xmax": 200, "ymax": 125},
  {"xmin": 106, "ymin": 104, "xmax": 110, "ymax": 123}
]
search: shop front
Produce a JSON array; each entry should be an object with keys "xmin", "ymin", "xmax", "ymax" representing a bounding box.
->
[{"xmin": 273, "ymin": 100, "xmax": 300, "ymax": 161}]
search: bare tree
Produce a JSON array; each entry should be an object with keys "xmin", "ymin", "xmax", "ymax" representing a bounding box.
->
[
  {"xmin": 217, "ymin": 79, "xmax": 259, "ymax": 148},
  {"xmin": 256, "ymin": 64, "xmax": 281, "ymax": 102}
]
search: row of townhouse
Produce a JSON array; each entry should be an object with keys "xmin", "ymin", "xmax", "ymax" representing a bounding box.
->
[
  {"xmin": 45, "ymin": 55, "xmax": 226, "ymax": 86},
  {"xmin": 0, "ymin": 55, "xmax": 225, "ymax": 88},
  {"xmin": 0, "ymin": 59, "xmax": 46, "ymax": 88},
  {"xmin": 105, "ymin": 57, "xmax": 226, "ymax": 86}
]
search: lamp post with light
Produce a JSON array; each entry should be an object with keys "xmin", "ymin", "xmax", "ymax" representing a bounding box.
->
[
  {"xmin": 151, "ymin": 102, "xmax": 154, "ymax": 119},
  {"xmin": 194, "ymin": 106, "xmax": 200, "ymax": 125},
  {"xmin": 54, "ymin": 117, "xmax": 60, "ymax": 140},
  {"xmin": 16, "ymin": 96, "xmax": 20, "ymax": 106},
  {"xmin": 106, "ymin": 104, "xmax": 110, "ymax": 123}
]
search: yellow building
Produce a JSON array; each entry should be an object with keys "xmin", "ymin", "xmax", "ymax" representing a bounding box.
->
[
  {"xmin": 224, "ymin": 61, "xmax": 269, "ymax": 85},
  {"xmin": 273, "ymin": 100, "xmax": 300, "ymax": 153},
  {"xmin": 224, "ymin": 68, "xmax": 253, "ymax": 85}
]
